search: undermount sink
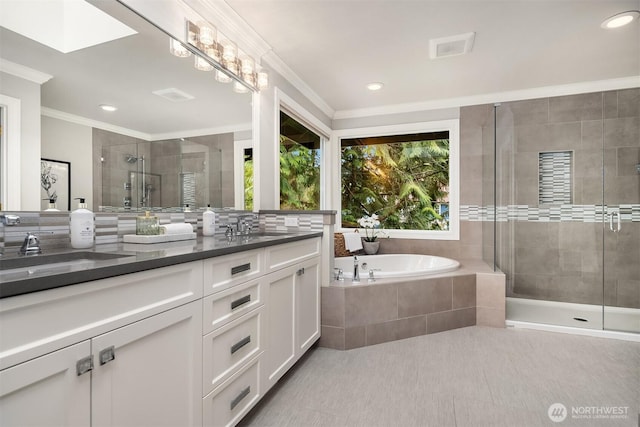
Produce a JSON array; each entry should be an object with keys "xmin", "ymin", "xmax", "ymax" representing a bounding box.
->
[{"xmin": 0, "ymin": 251, "xmax": 133, "ymax": 271}]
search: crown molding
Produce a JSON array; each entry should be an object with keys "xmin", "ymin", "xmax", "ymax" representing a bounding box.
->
[
  {"xmin": 149, "ymin": 122, "xmax": 252, "ymax": 141},
  {"xmin": 42, "ymin": 107, "xmax": 151, "ymax": 140},
  {"xmin": 0, "ymin": 59, "xmax": 53, "ymax": 85},
  {"xmin": 333, "ymin": 76, "xmax": 640, "ymax": 120},
  {"xmin": 42, "ymin": 107, "xmax": 251, "ymax": 141},
  {"xmin": 263, "ymin": 50, "xmax": 335, "ymax": 119}
]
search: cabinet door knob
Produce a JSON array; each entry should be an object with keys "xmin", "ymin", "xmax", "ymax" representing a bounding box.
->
[
  {"xmin": 296, "ymin": 267, "xmax": 305, "ymax": 276},
  {"xmin": 76, "ymin": 355, "xmax": 94, "ymax": 376},
  {"xmin": 99, "ymin": 346, "xmax": 116, "ymax": 365}
]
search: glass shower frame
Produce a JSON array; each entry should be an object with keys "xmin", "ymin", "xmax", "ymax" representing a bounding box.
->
[{"xmin": 492, "ymin": 89, "xmax": 639, "ymax": 334}]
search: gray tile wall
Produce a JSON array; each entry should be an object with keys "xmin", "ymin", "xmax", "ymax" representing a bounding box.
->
[{"xmin": 491, "ymin": 88, "xmax": 640, "ymax": 309}]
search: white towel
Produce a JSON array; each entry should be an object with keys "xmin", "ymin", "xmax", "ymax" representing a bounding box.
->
[
  {"xmin": 343, "ymin": 232, "xmax": 363, "ymax": 252},
  {"xmin": 160, "ymin": 223, "xmax": 194, "ymax": 235}
]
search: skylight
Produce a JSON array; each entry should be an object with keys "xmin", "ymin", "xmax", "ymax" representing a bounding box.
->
[{"xmin": 0, "ymin": 0, "xmax": 136, "ymax": 53}]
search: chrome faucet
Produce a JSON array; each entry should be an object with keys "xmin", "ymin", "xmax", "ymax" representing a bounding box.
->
[
  {"xmin": 236, "ymin": 214, "xmax": 255, "ymax": 236},
  {"xmin": 353, "ymin": 256, "xmax": 360, "ymax": 282},
  {"xmin": 19, "ymin": 232, "xmax": 42, "ymax": 255}
]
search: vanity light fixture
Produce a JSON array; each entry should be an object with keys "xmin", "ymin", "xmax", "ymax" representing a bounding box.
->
[
  {"xmin": 169, "ymin": 38, "xmax": 191, "ymax": 58},
  {"xmin": 216, "ymin": 69, "xmax": 232, "ymax": 83},
  {"xmin": 257, "ymin": 69, "xmax": 269, "ymax": 90},
  {"xmin": 233, "ymin": 81, "xmax": 250, "ymax": 94},
  {"xmin": 601, "ymin": 10, "xmax": 640, "ymax": 28},
  {"xmin": 171, "ymin": 18, "xmax": 268, "ymax": 92},
  {"xmin": 194, "ymin": 55, "xmax": 214, "ymax": 71},
  {"xmin": 366, "ymin": 82, "xmax": 384, "ymax": 91},
  {"xmin": 99, "ymin": 104, "xmax": 117, "ymax": 112},
  {"xmin": 197, "ymin": 21, "xmax": 216, "ymax": 46}
]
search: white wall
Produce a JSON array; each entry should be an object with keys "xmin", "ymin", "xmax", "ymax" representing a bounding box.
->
[
  {"xmin": 0, "ymin": 71, "xmax": 41, "ymax": 210},
  {"xmin": 41, "ymin": 116, "xmax": 93, "ymax": 209}
]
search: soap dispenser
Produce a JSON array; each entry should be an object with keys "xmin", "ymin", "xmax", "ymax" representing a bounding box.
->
[
  {"xmin": 70, "ymin": 198, "xmax": 94, "ymax": 248},
  {"xmin": 202, "ymin": 204, "xmax": 216, "ymax": 236},
  {"xmin": 44, "ymin": 198, "xmax": 59, "ymax": 211},
  {"xmin": 136, "ymin": 211, "xmax": 159, "ymax": 235}
]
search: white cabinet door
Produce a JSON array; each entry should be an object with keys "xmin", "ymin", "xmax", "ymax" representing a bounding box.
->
[
  {"xmin": 262, "ymin": 255, "xmax": 320, "ymax": 393},
  {"xmin": 262, "ymin": 264, "xmax": 297, "ymax": 392},
  {"xmin": 0, "ymin": 340, "xmax": 91, "ymax": 427},
  {"xmin": 91, "ymin": 301, "xmax": 203, "ymax": 427},
  {"xmin": 296, "ymin": 258, "xmax": 321, "ymax": 354}
]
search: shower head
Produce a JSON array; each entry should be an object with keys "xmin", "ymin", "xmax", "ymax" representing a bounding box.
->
[
  {"xmin": 125, "ymin": 154, "xmax": 138, "ymax": 163},
  {"xmin": 636, "ymin": 164, "xmax": 640, "ymax": 174}
]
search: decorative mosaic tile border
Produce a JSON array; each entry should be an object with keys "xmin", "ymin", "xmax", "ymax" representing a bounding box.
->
[
  {"xmin": 460, "ymin": 204, "xmax": 640, "ymax": 223},
  {"xmin": 0, "ymin": 210, "xmax": 327, "ymax": 252}
]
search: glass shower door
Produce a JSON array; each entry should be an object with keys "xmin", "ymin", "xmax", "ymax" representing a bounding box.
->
[{"xmin": 602, "ymin": 90, "xmax": 640, "ymax": 333}]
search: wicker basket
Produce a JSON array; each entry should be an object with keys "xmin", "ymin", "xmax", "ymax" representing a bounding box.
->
[{"xmin": 334, "ymin": 233, "xmax": 352, "ymax": 257}]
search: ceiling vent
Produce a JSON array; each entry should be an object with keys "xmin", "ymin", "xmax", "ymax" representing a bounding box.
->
[
  {"xmin": 152, "ymin": 88, "xmax": 195, "ymax": 102},
  {"xmin": 429, "ymin": 32, "xmax": 475, "ymax": 59}
]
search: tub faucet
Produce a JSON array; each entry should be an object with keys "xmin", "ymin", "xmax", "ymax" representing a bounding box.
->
[{"xmin": 353, "ymin": 256, "xmax": 360, "ymax": 282}]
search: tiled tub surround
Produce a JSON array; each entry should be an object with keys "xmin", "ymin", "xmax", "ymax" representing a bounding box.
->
[{"xmin": 320, "ymin": 260, "xmax": 505, "ymax": 350}]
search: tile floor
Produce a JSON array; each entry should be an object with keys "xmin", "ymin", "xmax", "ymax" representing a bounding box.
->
[{"xmin": 239, "ymin": 326, "xmax": 639, "ymax": 427}]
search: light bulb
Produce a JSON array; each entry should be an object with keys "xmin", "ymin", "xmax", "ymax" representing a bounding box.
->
[
  {"xmin": 194, "ymin": 55, "xmax": 213, "ymax": 71},
  {"xmin": 197, "ymin": 21, "xmax": 216, "ymax": 46},
  {"xmin": 169, "ymin": 38, "xmax": 191, "ymax": 58},
  {"xmin": 216, "ymin": 70, "xmax": 232, "ymax": 83}
]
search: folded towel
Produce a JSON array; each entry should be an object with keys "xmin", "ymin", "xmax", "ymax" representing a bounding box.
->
[
  {"xmin": 160, "ymin": 223, "xmax": 194, "ymax": 235},
  {"xmin": 343, "ymin": 232, "xmax": 363, "ymax": 252}
]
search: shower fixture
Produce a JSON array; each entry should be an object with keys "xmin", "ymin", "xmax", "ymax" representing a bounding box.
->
[
  {"xmin": 125, "ymin": 154, "xmax": 139, "ymax": 163},
  {"xmin": 636, "ymin": 164, "xmax": 640, "ymax": 174}
]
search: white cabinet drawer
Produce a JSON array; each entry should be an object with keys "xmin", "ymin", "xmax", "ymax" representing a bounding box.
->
[
  {"xmin": 203, "ymin": 356, "xmax": 261, "ymax": 427},
  {"xmin": 203, "ymin": 249, "xmax": 263, "ymax": 296},
  {"xmin": 0, "ymin": 261, "xmax": 203, "ymax": 370},
  {"xmin": 203, "ymin": 308, "xmax": 263, "ymax": 395},
  {"xmin": 265, "ymin": 237, "xmax": 320, "ymax": 273},
  {"xmin": 203, "ymin": 278, "xmax": 264, "ymax": 334}
]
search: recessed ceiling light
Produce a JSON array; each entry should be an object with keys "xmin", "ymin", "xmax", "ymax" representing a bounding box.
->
[
  {"xmin": 367, "ymin": 82, "xmax": 384, "ymax": 91},
  {"xmin": 601, "ymin": 10, "xmax": 640, "ymax": 29},
  {"xmin": 99, "ymin": 104, "xmax": 117, "ymax": 112}
]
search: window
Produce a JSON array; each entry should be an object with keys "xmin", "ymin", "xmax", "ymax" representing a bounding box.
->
[
  {"xmin": 335, "ymin": 120, "xmax": 459, "ymax": 240},
  {"xmin": 279, "ymin": 111, "xmax": 321, "ymax": 210}
]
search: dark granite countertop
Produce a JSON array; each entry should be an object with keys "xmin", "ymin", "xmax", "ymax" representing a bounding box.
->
[{"xmin": 0, "ymin": 232, "xmax": 322, "ymax": 299}]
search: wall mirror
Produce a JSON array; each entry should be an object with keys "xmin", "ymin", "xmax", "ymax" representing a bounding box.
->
[{"xmin": 0, "ymin": 0, "xmax": 253, "ymax": 212}]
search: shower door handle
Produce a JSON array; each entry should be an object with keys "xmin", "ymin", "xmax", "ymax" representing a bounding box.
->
[{"xmin": 608, "ymin": 210, "xmax": 621, "ymax": 233}]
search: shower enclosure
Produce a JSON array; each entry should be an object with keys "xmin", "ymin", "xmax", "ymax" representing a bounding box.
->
[
  {"xmin": 99, "ymin": 137, "xmax": 222, "ymax": 210},
  {"xmin": 489, "ymin": 88, "xmax": 639, "ymax": 335}
]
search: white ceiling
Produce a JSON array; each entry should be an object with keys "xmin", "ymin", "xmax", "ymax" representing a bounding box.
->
[{"xmin": 226, "ymin": 0, "xmax": 640, "ymax": 116}]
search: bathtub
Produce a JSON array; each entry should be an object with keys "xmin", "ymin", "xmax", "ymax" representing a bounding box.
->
[{"xmin": 334, "ymin": 254, "xmax": 459, "ymax": 280}]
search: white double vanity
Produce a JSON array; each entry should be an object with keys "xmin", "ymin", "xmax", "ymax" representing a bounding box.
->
[{"xmin": 0, "ymin": 234, "xmax": 322, "ymax": 426}]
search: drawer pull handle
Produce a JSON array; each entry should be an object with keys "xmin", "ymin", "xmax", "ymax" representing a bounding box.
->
[
  {"xmin": 230, "ymin": 335, "xmax": 251, "ymax": 354},
  {"xmin": 230, "ymin": 386, "xmax": 251, "ymax": 411},
  {"xmin": 76, "ymin": 356, "xmax": 93, "ymax": 376},
  {"xmin": 230, "ymin": 295, "xmax": 251, "ymax": 310},
  {"xmin": 99, "ymin": 346, "xmax": 115, "ymax": 365},
  {"xmin": 231, "ymin": 263, "xmax": 251, "ymax": 275}
]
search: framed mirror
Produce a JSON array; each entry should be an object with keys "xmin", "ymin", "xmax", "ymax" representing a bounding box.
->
[{"xmin": 0, "ymin": 0, "xmax": 253, "ymax": 211}]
